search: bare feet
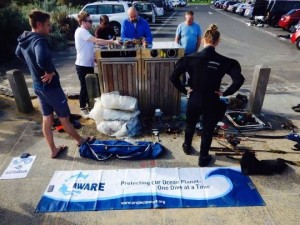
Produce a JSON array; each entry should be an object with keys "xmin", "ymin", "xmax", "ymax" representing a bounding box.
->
[
  {"xmin": 77, "ymin": 136, "xmax": 96, "ymax": 147},
  {"xmin": 51, "ymin": 145, "xmax": 68, "ymax": 158}
]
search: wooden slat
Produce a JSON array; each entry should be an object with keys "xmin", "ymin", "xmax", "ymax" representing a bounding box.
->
[
  {"xmin": 163, "ymin": 62, "xmax": 170, "ymax": 115},
  {"xmin": 150, "ymin": 62, "xmax": 156, "ymax": 115},
  {"xmin": 112, "ymin": 64, "xmax": 118, "ymax": 92},
  {"xmin": 123, "ymin": 64, "xmax": 128, "ymax": 96},
  {"xmin": 155, "ymin": 62, "xmax": 160, "ymax": 109},
  {"xmin": 99, "ymin": 63, "xmax": 107, "ymax": 93},
  {"xmin": 127, "ymin": 64, "xmax": 133, "ymax": 97},
  {"xmin": 146, "ymin": 62, "xmax": 152, "ymax": 115},
  {"xmin": 159, "ymin": 62, "xmax": 165, "ymax": 112}
]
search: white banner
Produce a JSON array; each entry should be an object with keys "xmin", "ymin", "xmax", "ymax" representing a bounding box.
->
[
  {"xmin": 36, "ymin": 167, "xmax": 265, "ymax": 212},
  {"xmin": 0, "ymin": 156, "xmax": 36, "ymax": 180}
]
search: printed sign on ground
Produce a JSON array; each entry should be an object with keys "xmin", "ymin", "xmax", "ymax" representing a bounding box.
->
[
  {"xmin": 36, "ymin": 167, "xmax": 265, "ymax": 212},
  {"xmin": 0, "ymin": 156, "xmax": 36, "ymax": 180}
]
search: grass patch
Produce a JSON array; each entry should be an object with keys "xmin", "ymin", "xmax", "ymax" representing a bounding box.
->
[{"xmin": 188, "ymin": 0, "xmax": 212, "ymax": 4}]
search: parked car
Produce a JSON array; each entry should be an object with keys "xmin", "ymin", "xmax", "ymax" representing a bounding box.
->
[
  {"xmin": 133, "ymin": 2, "xmax": 156, "ymax": 23},
  {"xmin": 235, "ymin": 3, "xmax": 249, "ymax": 15},
  {"xmin": 264, "ymin": 0, "xmax": 300, "ymax": 26},
  {"xmin": 162, "ymin": 0, "xmax": 174, "ymax": 11},
  {"xmin": 152, "ymin": 3, "xmax": 164, "ymax": 16},
  {"xmin": 244, "ymin": 4, "xmax": 254, "ymax": 18},
  {"xmin": 291, "ymin": 20, "xmax": 300, "ymax": 33},
  {"xmin": 136, "ymin": 0, "xmax": 165, "ymax": 15},
  {"xmin": 223, "ymin": 1, "xmax": 239, "ymax": 11},
  {"xmin": 179, "ymin": 0, "xmax": 187, "ymax": 7},
  {"xmin": 214, "ymin": 0, "xmax": 227, "ymax": 9},
  {"xmin": 228, "ymin": 3, "xmax": 242, "ymax": 13},
  {"xmin": 291, "ymin": 28, "xmax": 300, "ymax": 49},
  {"xmin": 278, "ymin": 9, "xmax": 300, "ymax": 32},
  {"xmin": 69, "ymin": 1, "xmax": 131, "ymax": 36},
  {"xmin": 169, "ymin": 0, "xmax": 181, "ymax": 7}
]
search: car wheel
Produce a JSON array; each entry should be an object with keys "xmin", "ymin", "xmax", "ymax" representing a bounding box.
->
[
  {"xmin": 296, "ymin": 38, "xmax": 300, "ymax": 50},
  {"xmin": 110, "ymin": 22, "xmax": 121, "ymax": 36}
]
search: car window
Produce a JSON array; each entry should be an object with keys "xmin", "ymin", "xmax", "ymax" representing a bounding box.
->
[
  {"xmin": 135, "ymin": 4, "xmax": 152, "ymax": 12},
  {"xmin": 114, "ymin": 4, "xmax": 125, "ymax": 13},
  {"xmin": 287, "ymin": 9, "xmax": 296, "ymax": 15},
  {"xmin": 83, "ymin": 5, "xmax": 97, "ymax": 14},
  {"xmin": 98, "ymin": 5, "xmax": 112, "ymax": 14}
]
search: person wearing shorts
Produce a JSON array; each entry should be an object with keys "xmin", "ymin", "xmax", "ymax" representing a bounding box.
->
[{"xmin": 16, "ymin": 10, "xmax": 94, "ymax": 158}]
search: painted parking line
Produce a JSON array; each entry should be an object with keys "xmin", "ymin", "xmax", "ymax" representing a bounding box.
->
[
  {"xmin": 153, "ymin": 11, "xmax": 178, "ymax": 35},
  {"xmin": 210, "ymin": 6, "xmax": 284, "ymax": 40}
]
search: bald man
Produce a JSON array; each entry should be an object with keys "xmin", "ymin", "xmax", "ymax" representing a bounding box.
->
[{"xmin": 121, "ymin": 7, "xmax": 153, "ymax": 44}]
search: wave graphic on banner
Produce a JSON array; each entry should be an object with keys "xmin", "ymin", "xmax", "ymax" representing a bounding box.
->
[{"xmin": 36, "ymin": 167, "xmax": 265, "ymax": 212}]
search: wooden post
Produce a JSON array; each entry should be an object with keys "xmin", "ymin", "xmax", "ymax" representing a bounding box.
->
[
  {"xmin": 7, "ymin": 69, "xmax": 33, "ymax": 114},
  {"xmin": 248, "ymin": 65, "xmax": 271, "ymax": 114},
  {"xmin": 85, "ymin": 73, "xmax": 100, "ymax": 109}
]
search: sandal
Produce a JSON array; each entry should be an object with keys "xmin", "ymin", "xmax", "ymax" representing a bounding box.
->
[
  {"xmin": 52, "ymin": 146, "xmax": 68, "ymax": 158},
  {"xmin": 78, "ymin": 136, "xmax": 96, "ymax": 147}
]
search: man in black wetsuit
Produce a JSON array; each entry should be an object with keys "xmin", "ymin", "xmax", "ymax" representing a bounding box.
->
[{"xmin": 170, "ymin": 24, "xmax": 245, "ymax": 167}]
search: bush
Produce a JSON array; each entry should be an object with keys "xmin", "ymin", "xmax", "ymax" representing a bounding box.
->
[
  {"xmin": 0, "ymin": 0, "xmax": 12, "ymax": 8},
  {"xmin": 47, "ymin": 28, "xmax": 68, "ymax": 51},
  {"xmin": 0, "ymin": 1, "xmax": 81, "ymax": 61},
  {"xmin": 52, "ymin": 10, "xmax": 79, "ymax": 40},
  {"xmin": 0, "ymin": 6, "xmax": 30, "ymax": 62}
]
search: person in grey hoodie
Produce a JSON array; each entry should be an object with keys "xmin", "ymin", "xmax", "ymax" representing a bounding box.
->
[{"xmin": 15, "ymin": 10, "xmax": 95, "ymax": 158}]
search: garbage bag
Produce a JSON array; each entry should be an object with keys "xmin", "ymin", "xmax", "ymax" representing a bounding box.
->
[
  {"xmin": 101, "ymin": 92, "xmax": 138, "ymax": 111},
  {"xmin": 97, "ymin": 121, "xmax": 127, "ymax": 137},
  {"xmin": 240, "ymin": 150, "xmax": 287, "ymax": 175}
]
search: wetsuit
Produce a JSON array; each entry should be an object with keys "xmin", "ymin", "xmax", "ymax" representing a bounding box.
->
[{"xmin": 170, "ymin": 46, "xmax": 245, "ymax": 158}]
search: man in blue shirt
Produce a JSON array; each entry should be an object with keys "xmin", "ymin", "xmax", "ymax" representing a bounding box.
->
[
  {"xmin": 121, "ymin": 7, "xmax": 153, "ymax": 44},
  {"xmin": 175, "ymin": 11, "xmax": 202, "ymax": 55},
  {"xmin": 175, "ymin": 10, "xmax": 202, "ymax": 85}
]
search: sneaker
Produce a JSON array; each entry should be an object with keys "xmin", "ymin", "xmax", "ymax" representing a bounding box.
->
[
  {"xmin": 198, "ymin": 155, "xmax": 213, "ymax": 167},
  {"xmin": 182, "ymin": 143, "xmax": 192, "ymax": 155},
  {"xmin": 293, "ymin": 106, "xmax": 300, "ymax": 112},
  {"xmin": 80, "ymin": 108, "xmax": 90, "ymax": 119},
  {"xmin": 291, "ymin": 104, "xmax": 300, "ymax": 110}
]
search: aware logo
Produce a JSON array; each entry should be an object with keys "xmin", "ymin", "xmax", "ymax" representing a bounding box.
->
[
  {"xmin": 12, "ymin": 158, "xmax": 33, "ymax": 169},
  {"xmin": 58, "ymin": 172, "xmax": 105, "ymax": 196}
]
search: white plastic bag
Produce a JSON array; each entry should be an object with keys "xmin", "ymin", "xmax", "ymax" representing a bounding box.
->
[
  {"xmin": 97, "ymin": 121, "xmax": 127, "ymax": 137},
  {"xmin": 102, "ymin": 108, "xmax": 140, "ymax": 121},
  {"xmin": 88, "ymin": 97, "xmax": 103, "ymax": 124},
  {"xmin": 101, "ymin": 92, "xmax": 138, "ymax": 111}
]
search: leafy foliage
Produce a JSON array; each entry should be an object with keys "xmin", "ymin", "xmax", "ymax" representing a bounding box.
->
[
  {"xmin": 0, "ymin": 5, "xmax": 30, "ymax": 61},
  {"xmin": 0, "ymin": 0, "xmax": 81, "ymax": 60}
]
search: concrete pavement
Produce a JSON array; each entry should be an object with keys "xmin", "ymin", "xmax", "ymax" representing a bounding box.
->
[
  {"xmin": 1, "ymin": 8, "xmax": 300, "ymax": 225},
  {"xmin": 0, "ymin": 86, "xmax": 300, "ymax": 225}
]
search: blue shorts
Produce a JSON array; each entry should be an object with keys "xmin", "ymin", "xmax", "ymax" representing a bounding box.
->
[{"xmin": 34, "ymin": 88, "xmax": 70, "ymax": 117}]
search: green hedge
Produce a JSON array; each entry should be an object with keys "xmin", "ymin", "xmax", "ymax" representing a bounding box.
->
[
  {"xmin": 0, "ymin": 5, "xmax": 30, "ymax": 62},
  {"xmin": 0, "ymin": 1, "xmax": 80, "ymax": 62},
  {"xmin": 188, "ymin": 0, "xmax": 212, "ymax": 4}
]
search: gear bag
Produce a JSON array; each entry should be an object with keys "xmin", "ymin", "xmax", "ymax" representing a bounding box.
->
[
  {"xmin": 79, "ymin": 140, "xmax": 165, "ymax": 161},
  {"xmin": 240, "ymin": 151, "xmax": 287, "ymax": 175}
]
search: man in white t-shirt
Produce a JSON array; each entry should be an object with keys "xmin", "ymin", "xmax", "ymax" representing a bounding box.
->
[{"xmin": 75, "ymin": 12, "xmax": 118, "ymax": 118}]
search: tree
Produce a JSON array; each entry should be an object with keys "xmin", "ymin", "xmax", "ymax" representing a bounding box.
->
[{"xmin": 0, "ymin": 0, "xmax": 12, "ymax": 8}]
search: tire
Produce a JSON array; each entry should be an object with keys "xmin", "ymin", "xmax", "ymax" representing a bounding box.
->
[
  {"xmin": 110, "ymin": 22, "xmax": 121, "ymax": 36},
  {"xmin": 296, "ymin": 38, "xmax": 300, "ymax": 50}
]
